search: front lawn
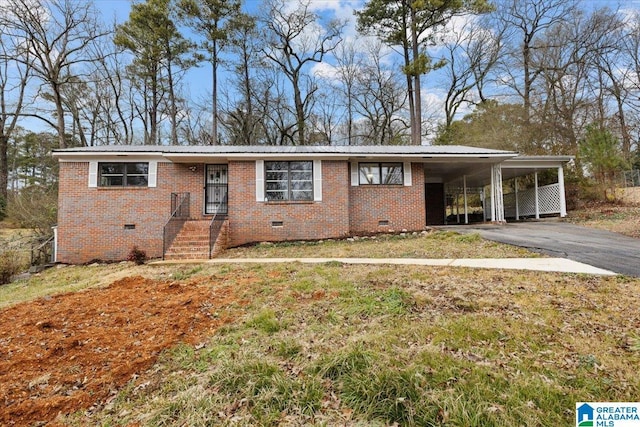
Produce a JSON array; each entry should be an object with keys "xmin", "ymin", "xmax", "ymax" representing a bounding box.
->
[
  {"xmin": 224, "ymin": 229, "xmax": 539, "ymax": 259},
  {"xmin": 1, "ymin": 232, "xmax": 637, "ymax": 426}
]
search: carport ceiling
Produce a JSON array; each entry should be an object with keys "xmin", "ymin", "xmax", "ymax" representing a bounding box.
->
[
  {"xmin": 423, "ymin": 158, "xmax": 502, "ymax": 186},
  {"xmin": 424, "ymin": 155, "xmax": 573, "ymax": 188}
]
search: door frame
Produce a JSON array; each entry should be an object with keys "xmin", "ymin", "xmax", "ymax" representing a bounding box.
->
[{"xmin": 204, "ymin": 164, "xmax": 228, "ymax": 215}]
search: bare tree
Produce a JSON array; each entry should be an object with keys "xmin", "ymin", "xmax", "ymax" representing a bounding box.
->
[
  {"xmin": 529, "ymin": 7, "xmax": 624, "ymax": 163},
  {"xmin": 177, "ymin": 0, "xmax": 243, "ymax": 145},
  {"xmin": 588, "ymin": 8, "xmax": 632, "ymax": 159},
  {"xmin": 616, "ymin": 10, "xmax": 640, "ymax": 160},
  {"xmin": 496, "ymin": 0, "xmax": 577, "ymax": 123},
  {"xmin": 1, "ymin": 0, "xmax": 109, "ymax": 148},
  {"xmin": 253, "ymin": 66, "xmax": 298, "ymax": 145},
  {"xmin": 440, "ymin": 16, "xmax": 504, "ymax": 130},
  {"xmin": 353, "ymin": 40, "xmax": 409, "ymax": 145},
  {"xmin": 0, "ymin": 21, "xmax": 31, "ymax": 203},
  {"xmin": 221, "ymin": 12, "xmax": 264, "ymax": 145},
  {"xmin": 333, "ymin": 39, "xmax": 365, "ymax": 145},
  {"xmin": 261, "ymin": 0, "xmax": 345, "ymax": 145},
  {"xmin": 116, "ymin": 0, "xmax": 197, "ymax": 145}
]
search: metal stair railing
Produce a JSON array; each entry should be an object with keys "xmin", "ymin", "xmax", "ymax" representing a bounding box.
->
[
  {"xmin": 162, "ymin": 192, "xmax": 190, "ymax": 260},
  {"xmin": 209, "ymin": 194, "xmax": 228, "ymax": 258}
]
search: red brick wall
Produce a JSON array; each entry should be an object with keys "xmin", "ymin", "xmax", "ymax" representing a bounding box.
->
[
  {"xmin": 227, "ymin": 160, "xmax": 351, "ymax": 246},
  {"xmin": 349, "ymin": 163, "xmax": 426, "ymax": 233},
  {"xmin": 56, "ymin": 162, "xmax": 208, "ymax": 264},
  {"xmin": 57, "ymin": 160, "xmax": 426, "ymax": 263}
]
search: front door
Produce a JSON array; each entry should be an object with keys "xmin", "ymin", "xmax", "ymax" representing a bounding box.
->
[
  {"xmin": 205, "ymin": 164, "xmax": 228, "ymax": 214},
  {"xmin": 425, "ymin": 183, "xmax": 445, "ymax": 225}
]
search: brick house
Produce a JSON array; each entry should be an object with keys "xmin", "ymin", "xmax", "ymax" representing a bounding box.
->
[{"xmin": 52, "ymin": 145, "xmax": 571, "ymax": 264}]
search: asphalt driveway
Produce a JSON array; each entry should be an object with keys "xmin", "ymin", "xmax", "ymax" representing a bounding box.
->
[{"xmin": 440, "ymin": 219, "xmax": 640, "ymax": 277}]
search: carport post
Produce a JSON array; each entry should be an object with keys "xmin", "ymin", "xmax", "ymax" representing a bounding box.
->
[
  {"xmin": 491, "ymin": 163, "xmax": 505, "ymax": 223},
  {"xmin": 558, "ymin": 166, "xmax": 567, "ymax": 217},
  {"xmin": 514, "ymin": 177, "xmax": 520, "ymax": 220},
  {"xmin": 463, "ymin": 175, "xmax": 469, "ymax": 224},
  {"xmin": 534, "ymin": 172, "xmax": 540, "ymax": 219},
  {"xmin": 490, "ymin": 167, "xmax": 496, "ymax": 222}
]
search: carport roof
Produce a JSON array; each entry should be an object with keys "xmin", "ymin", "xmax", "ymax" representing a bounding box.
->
[{"xmin": 443, "ymin": 155, "xmax": 574, "ymax": 188}]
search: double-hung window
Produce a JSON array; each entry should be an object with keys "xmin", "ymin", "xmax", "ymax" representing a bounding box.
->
[
  {"xmin": 358, "ymin": 162, "xmax": 403, "ymax": 185},
  {"xmin": 99, "ymin": 162, "xmax": 149, "ymax": 187},
  {"xmin": 265, "ymin": 161, "xmax": 313, "ymax": 201}
]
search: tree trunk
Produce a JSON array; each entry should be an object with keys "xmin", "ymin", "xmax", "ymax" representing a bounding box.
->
[
  {"xmin": 0, "ymin": 134, "xmax": 8, "ymax": 202},
  {"xmin": 242, "ymin": 46, "xmax": 253, "ymax": 145},
  {"xmin": 293, "ymin": 72, "xmax": 305, "ymax": 145},
  {"xmin": 400, "ymin": 8, "xmax": 416, "ymax": 147},
  {"xmin": 212, "ymin": 39, "xmax": 218, "ymax": 145},
  {"xmin": 522, "ymin": 37, "xmax": 532, "ymax": 125},
  {"xmin": 410, "ymin": 3, "xmax": 421, "ymax": 145},
  {"xmin": 166, "ymin": 40, "xmax": 178, "ymax": 146},
  {"xmin": 52, "ymin": 84, "xmax": 67, "ymax": 148},
  {"xmin": 150, "ymin": 73, "xmax": 158, "ymax": 145}
]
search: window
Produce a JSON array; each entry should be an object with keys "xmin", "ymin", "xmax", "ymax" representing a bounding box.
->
[
  {"xmin": 99, "ymin": 162, "xmax": 149, "ymax": 187},
  {"xmin": 265, "ymin": 161, "xmax": 313, "ymax": 201},
  {"xmin": 359, "ymin": 162, "xmax": 403, "ymax": 185}
]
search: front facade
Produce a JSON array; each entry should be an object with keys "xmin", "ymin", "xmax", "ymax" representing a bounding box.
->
[{"xmin": 53, "ymin": 145, "xmax": 571, "ymax": 264}]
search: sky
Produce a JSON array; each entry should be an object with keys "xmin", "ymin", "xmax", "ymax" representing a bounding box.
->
[
  {"xmin": 15, "ymin": 0, "xmax": 640, "ymax": 138},
  {"xmin": 90, "ymin": 0, "xmax": 640, "ymax": 124}
]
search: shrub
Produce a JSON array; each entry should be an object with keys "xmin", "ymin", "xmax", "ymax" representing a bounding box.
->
[
  {"xmin": 0, "ymin": 250, "xmax": 25, "ymax": 285},
  {"xmin": 6, "ymin": 185, "xmax": 58, "ymax": 237},
  {"xmin": 127, "ymin": 246, "xmax": 147, "ymax": 265}
]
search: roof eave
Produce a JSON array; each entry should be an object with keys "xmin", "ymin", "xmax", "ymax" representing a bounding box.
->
[{"xmin": 53, "ymin": 150, "xmax": 518, "ymax": 162}]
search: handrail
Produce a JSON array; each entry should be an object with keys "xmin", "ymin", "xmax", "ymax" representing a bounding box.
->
[
  {"xmin": 209, "ymin": 193, "xmax": 228, "ymax": 258},
  {"xmin": 169, "ymin": 192, "xmax": 190, "ymax": 219},
  {"xmin": 30, "ymin": 235, "xmax": 55, "ymax": 266},
  {"xmin": 163, "ymin": 192, "xmax": 190, "ymax": 259}
]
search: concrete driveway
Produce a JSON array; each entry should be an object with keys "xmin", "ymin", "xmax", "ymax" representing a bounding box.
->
[{"xmin": 440, "ymin": 219, "xmax": 640, "ymax": 277}]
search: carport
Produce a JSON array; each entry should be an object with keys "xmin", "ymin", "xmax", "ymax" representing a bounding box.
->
[{"xmin": 426, "ymin": 154, "xmax": 573, "ymax": 224}]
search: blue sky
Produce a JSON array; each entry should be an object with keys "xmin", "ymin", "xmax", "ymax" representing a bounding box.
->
[
  {"xmin": 91, "ymin": 0, "xmax": 640, "ymax": 122},
  {"xmin": 16, "ymin": 0, "xmax": 640, "ymax": 138}
]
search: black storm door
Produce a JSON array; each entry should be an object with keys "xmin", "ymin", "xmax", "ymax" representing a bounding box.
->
[{"xmin": 205, "ymin": 164, "xmax": 228, "ymax": 214}]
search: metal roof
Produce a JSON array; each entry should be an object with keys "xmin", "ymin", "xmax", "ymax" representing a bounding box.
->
[
  {"xmin": 51, "ymin": 144, "xmax": 573, "ymax": 187},
  {"xmin": 52, "ymin": 144, "xmax": 518, "ymax": 157}
]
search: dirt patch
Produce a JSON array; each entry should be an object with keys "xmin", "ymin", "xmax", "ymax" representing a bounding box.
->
[{"xmin": 0, "ymin": 276, "xmax": 239, "ymax": 426}]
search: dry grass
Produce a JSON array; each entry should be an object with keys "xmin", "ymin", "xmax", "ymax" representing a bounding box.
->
[
  {"xmin": 0, "ymin": 262, "xmax": 154, "ymax": 309},
  {"xmin": 52, "ymin": 262, "xmax": 640, "ymax": 427},
  {"xmin": 2, "ymin": 220, "xmax": 638, "ymax": 426},
  {"xmin": 224, "ymin": 230, "xmax": 540, "ymax": 259},
  {"xmin": 565, "ymin": 205, "xmax": 640, "ymax": 238}
]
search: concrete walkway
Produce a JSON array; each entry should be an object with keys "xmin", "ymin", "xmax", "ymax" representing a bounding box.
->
[{"xmin": 154, "ymin": 257, "xmax": 616, "ymax": 276}]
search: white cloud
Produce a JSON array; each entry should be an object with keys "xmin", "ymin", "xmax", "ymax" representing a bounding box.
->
[
  {"xmin": 311, "ymin": 61, "xmax": 340, "ymax": 80},
  {"xmin": 308, "ymin": 0, "xmax": 364, "ymax": 41}
]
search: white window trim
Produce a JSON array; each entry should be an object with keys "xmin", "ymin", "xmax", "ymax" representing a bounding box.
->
[
  {"xmin": 352, "ymin": 161, "xmax": 411, "ymax": 186},
  {"xmin": 256, "ymin": 160, "xmax": 265, "ymax": 201},
  {"xmin": 403, "ymin": 161, "xmax": 412, "ymax": 187},
  {"xmin": 313, "ymin": 160, "xmax": 322, "ymax": 201},
  {"xmin": 88, "ymin": 161, "xmax": 98, "ymax": 187},
  {"xmin": 90, "ymin": 161, "xmax": 154, "ymax": 188},
  {"xmin": 257, "ymin": 160, "xmax": 321, "ymax": 202},
  {"xmin": 148, "ymin": 161, "xmax": 157, "ymax": 187},
  {"xmin": 350, "ymin": 162, "xmax": 359, "ymax": 186}
]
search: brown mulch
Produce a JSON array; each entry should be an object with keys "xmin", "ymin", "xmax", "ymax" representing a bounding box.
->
[{"xmin": 0, "ymin": 276, "xmax": 239, "ymax": 426}]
